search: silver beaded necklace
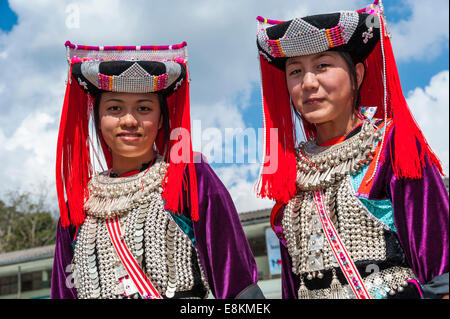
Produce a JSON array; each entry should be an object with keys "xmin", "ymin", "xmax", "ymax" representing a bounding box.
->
[
  {"xmin": 72, "ymin": 156, "xmax": 209, "ymax": 299},
  {"xmin": 282, "ymin": 119, "xmax": 401, "ymax": 298}
]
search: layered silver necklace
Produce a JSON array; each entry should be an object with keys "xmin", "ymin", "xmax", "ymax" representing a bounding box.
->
[
  {"xmin": 282, "ymin": 119, "xmax": 416, "ymax": 298},
  {"xmin": 295, "ymin": 119, "xmax": 381, "ymax": 191},
  {"xmin": 72, "ymin": 156, "xmax": 209, "ymax": 299}
]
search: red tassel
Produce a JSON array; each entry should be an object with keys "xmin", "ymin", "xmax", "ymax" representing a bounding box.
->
[
  {"xmin": 56, "ymin": 72, "xmax": 92, "ymax": 227},
  {"xmin": 380, "ymin": 18, "xmax": 443, "ymax": 178},
  {"xmin": 256, "ymin": 56, "xmax": 297, "ymax": 204},
  {"xmin": 162, "ymin": 70, "xmax": 199, "ymax": 221}
]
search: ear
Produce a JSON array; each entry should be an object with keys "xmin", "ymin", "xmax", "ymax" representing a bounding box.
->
[{"xmin": 355, "ymin": 62, "xmax": 365, "ymax": 89}]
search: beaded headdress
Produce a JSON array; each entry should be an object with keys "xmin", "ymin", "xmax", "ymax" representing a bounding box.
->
[
  {"xmin": 56, "ymin": 41, "xmax": 199, "ymax": 227},
  {"xmin": 255, "ymin": 0, "xmax": 443, "ymax": 205}
]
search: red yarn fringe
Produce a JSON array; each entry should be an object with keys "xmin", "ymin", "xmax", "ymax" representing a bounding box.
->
[
  {"xmin": 381, "ymin": 24, "xmax": 443, "ymax": 178},
  {"xmin": 161, "ymin": 75, "xmax": 199, "ymax": 221},
  {"xmin": 359, "ymin": 17, "xmax": 444, "ymax": 178},
  {"xmin": 56, "ymin": 72, "xmax": 92, "ymax": 227},
  {"xmin": 256, "ymin": 56, "xmax": 297, "ymax": 204}
]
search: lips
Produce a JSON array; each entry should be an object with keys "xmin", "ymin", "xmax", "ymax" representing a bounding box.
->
[
  {"xmin": 117, "ymin": 132, "xmax": 142, "ymax": 137},
  {"xmin": 117, "ymin": 132, "xmax": 142, "ymax": 141},
  {"xmin": 303, "ymin": 98, "xmax": 324, "ymax": 105}
]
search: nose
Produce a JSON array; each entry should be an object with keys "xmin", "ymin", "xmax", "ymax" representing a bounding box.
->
[
  {"xmin": 120, "ymin": 112, "xmax": 138, "ymax": 128},
  {"xmin": 302, "ymin": 71, "xmax": 319, "ymax": 91}
]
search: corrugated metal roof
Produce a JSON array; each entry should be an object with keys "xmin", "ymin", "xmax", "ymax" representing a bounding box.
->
[
  {"xmin": 0, "ymin": 208, "xmax": 274, "ymax": 265},
  {"xmin": 239, "ymin": 208, "xmax": 271, "ymax": 223},
  {"xmin": 0, "ymin": 245, "xmax": 54, "ymax": 266}
]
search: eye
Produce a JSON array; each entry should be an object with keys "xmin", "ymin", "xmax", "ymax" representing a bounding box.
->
[
  {"xmin": 317, "ymin": 63, "xmax": 330, "ymax": 70},
  {"xmin": 107, "ymin": 105, "xmax": 121, "ymax": 112},
  {"xmin": 137, "ymin": 106, "xmax": 152, "ymax": 112},
  {"xmin": 288, "ymin": 68, "xmax": 302, "ymax": 76}
]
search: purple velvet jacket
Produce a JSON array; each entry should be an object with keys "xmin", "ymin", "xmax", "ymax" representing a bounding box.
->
[
  {"xmin": 273, "ymin": 127, "xmax": 449, "ymax": 299},
  {"xmin": 51, "ymin": 160, "xmax": 259, "ymax": 299}
]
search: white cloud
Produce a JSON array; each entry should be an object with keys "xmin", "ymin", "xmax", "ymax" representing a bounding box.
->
[
  {"xmin": 213, "ymin": 163, "xmax": 274, "ymax": 213},
  {"xmin": 0, "ymin": 112, "xmax": 58, "ymax": 205},
  {"xmin": 388, "ymin": 0, "xmax": 449, "ymax": 62},
  {"xmin": 407, "ymin": 70, "xmax": 449, "ymax": 175}
]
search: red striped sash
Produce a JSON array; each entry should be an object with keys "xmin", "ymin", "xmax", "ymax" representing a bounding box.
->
[
  {"xmin": 106, "ymin": 217, "xmax": 162, "ymax": 299},
  {"xmin": 312, "ymin": 190, "xmax": 371, "ymax": 299}
]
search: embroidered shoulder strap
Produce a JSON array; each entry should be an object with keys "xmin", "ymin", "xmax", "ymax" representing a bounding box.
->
[
  {"xmin": 312, "ymin": 190, "xmax": 371, "ymax": 299},
  {"xmin": 357, "ymin": 120, "xmax": 394, "ymax": 195},
  {"xmin": 106, "ymin": 217, "xmax": 162, "ymax": 299}
]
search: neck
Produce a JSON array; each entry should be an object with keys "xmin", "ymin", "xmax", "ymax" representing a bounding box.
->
[
  {"xmin": 111, "ymin": 149, "xmax": 156, "ymax": 176},
  {"xmin": 315, "ymin": 112, "xmax": 362, "ymax": 146}
]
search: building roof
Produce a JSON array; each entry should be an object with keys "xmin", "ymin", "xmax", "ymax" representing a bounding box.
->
[
  {"xmin": 0, "ymin": 208, "xmax": 274, "ymax": 266},
  {"xmin": 239, "ymin": 208, "xmax": 271, "ymax": 224},
  {"xmin": 0, "ymin": 245, "xmax": 54, "ymax": 267}
]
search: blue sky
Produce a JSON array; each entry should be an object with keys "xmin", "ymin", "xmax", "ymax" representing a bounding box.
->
[
  {"xmin": 0, "ymin": 0, "xmax": 448, "ymax": 212},
  {"xmin": 0, "ymin": 0, "xmax": 17, "ymax": 32}
]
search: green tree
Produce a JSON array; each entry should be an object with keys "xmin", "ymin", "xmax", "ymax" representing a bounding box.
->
[{"xmin": 0, "ymin": 191, "xmax": 57, "ymax": 253}]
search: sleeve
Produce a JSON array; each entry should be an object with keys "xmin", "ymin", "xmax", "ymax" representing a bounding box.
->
[
  {"xmin": 272, "ymin": 203, "xmax": 299, "ymax": 299},
  {"xmin": 370, "ymin": 129, "xmax": 449, "ymax": 297},
  {"xmin": 280, "ymin": 243, "xmax": 300, "ymax": 299},
  {"xmin": 50, "ymin": 218, "xmax": 78, "ymax": 299},
  {"xmin": 189, "ymin": 159, "xmax": 264, "ymax": 299}
]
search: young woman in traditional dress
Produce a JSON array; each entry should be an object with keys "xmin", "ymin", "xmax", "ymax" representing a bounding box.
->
[
  {"xmin": 255, "ymin": 0, "xmax": 448, "ymax": 299},
  {"xmin": 51, "ymin": 41, "xmax": 264, "ymax": 299}
]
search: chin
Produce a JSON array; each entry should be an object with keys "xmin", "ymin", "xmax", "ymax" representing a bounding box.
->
[
  {"xmin": 301, "ymin": 112, "xmax": 332, "ymax": 125},
  {"xmin": 115, "ymin": 147, "xmax": 152, "ymax": 159}
]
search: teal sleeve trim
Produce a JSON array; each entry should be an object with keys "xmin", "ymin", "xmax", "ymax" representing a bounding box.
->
[
  {"xmin": 71, "ymin": 226, "xmax": 80, "ymax": 250},
  {"xmin": 162, "ymin": 199, "xmax": 196, "ymax": 246},
  {"xmin": 351, "ymin": 162, "xmax": 370, "ymax": 193},
  {"xmin": 168, "ymin": 211, "xmax": 196, "ymax": 246},
  {"xmin": 358, "ymin": 197, "xmax": 397, "ymax": 233}
]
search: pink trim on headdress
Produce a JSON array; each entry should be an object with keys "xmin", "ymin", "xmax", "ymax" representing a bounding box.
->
[
  {"xmin": 357, "ymin": 0, "xmax": 383, "ymax": 15},
  {"xmin": 326, "ymin": 25, "xmax": 345, "ymax": 48},
  {"xmin": 154, "ymin": 73, "xmax": 169, "ymax": 91},
  {"xmin": 256, "ymin": 16, "xmax": 285, "ymax": 25},
  {"xmin": 267, "ymin": 39, "xmax": 285, "ymax": 57},
  {"xmin": 98, "ymin": 74, "xmax": 113, "ymax": 91},
  {"xmin": 65, "ymin": 40, "xmax": 187, "ymax": 51}
]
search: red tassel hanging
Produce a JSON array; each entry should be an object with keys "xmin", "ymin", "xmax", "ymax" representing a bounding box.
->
[
  {"xmin": 162, "ymin": 70, "xmax": 199, "ymax": 221},
  {"xmin": 56, "ymin": 72, "xmax": 92, "ymax": 227},
  {"xmin": 380, "ymin": 18, "xmax": 443, "ymax": 178},
  {"xmin": 256, "ymin": 56, "xmax": 297, "ymax": 204}
]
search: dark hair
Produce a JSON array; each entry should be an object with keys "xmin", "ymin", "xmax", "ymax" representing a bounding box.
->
[
  {"xmin": 291, "ymin": 51, "xmax": 363, "ymax": 124},
  {"xmin": 93, "ymin": 92, "xmax": 170, "ymax": 155}
]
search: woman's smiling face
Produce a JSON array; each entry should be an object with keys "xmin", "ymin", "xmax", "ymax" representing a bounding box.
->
[
  {"xmin": 98, "ymin": 92, "xmax": 162, "ymax": 160},
  {"xmin": 285, "ymin": 51, "xmax": 361, "ymax": 126}
]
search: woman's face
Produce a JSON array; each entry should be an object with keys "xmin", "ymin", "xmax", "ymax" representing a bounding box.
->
[
  {"xmin": 98, "ymin": 92, "xmax": 162, "ymax": 160},
  {"xmin": 285, "ymin": 51, "xmax": 362, "ymax": 125}
]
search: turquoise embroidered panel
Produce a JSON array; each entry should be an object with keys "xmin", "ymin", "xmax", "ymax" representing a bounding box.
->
[
  {"xmin": 357, "ymin": 197, "xmax": 397, "ymax": 233},
  {"xmin": 163, "ymin": 199, "xmax": 196, "ymax": 245},
  {"xmin": 348, "ymin": 119, "xmax": 396, "ymax": 233},
  {"xmin": 168, "ymin": 211, "xmax": 196, "ymax": 246},
  {"xmin": 350, "ymin": 170, "xmax": 396, "ymax": 233}
]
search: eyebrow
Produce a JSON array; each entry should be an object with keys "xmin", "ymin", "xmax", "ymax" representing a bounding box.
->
[
  {"xmin": 286, "ymin": 52, "xmax": 334, "ymax": 67},
  {"xmin": 103, "ymin": 98, "xmax": 156, "ymax": 103},
  {"xmin": 286, "ymin": 59, "xmax": 301, "ymax": 67},
  {"xmin": 312, "ymin": 52, "xmax": 333, "ymax": 60},
  {"xmin": 104, "ymin": 98, "xmax": 123, "ymax": 103}
]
